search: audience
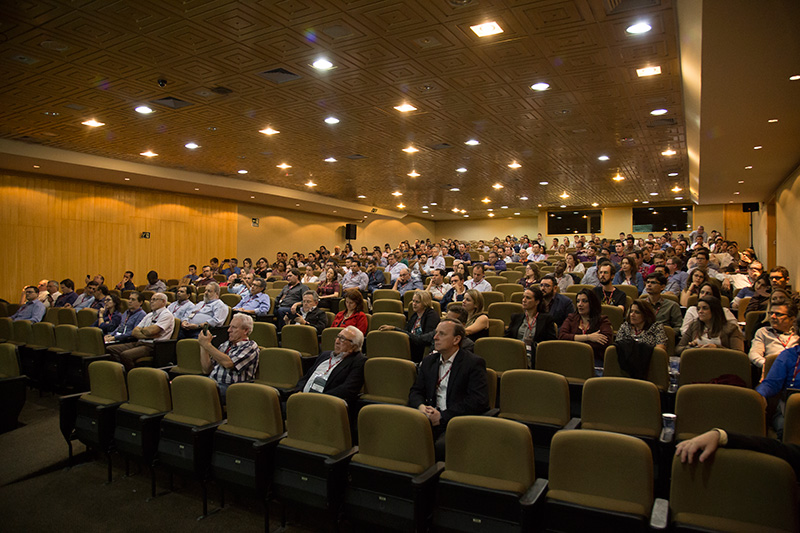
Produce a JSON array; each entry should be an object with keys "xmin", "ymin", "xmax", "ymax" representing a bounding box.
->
[
  {"xmin": 593, "ymin": 261, "xmax": 626, "ymax": 311},
  {"xmin": 105, "ymin": 292, "xmax": 146, "ymax": 343},
  {"xmin": 115, "ymin": 271, "xmax": 135, "ymax": 291},
  {"xmin": 331, "ymin": 289, "xmax": 368, "ymax": 335},
  {"xmin": 539, "ymin": 274, "xmax": 574, "ymax": 327},
  {"xmin": 233, "ymin": 277, "xmax": 271, "ymax": 317},
  {"xmin": 426, "ymin": 269, "xmax": 451, "ymax": 303},
  {"xmin": 167, "ymin": 285, "xmax": 195, "ymax": 321},
  {"xmin": 144, "ymin": 270, "xmax": 167, "ymax": 292},
  {"xmin": 518, "ymin": 263, "xmax": 541, "ymax": 290},
  {"xmin": 441, "ymin": 272, "xmax": 467, "ymax": 308},
  {"xmin": 179, "ymin": 282, "xmax": 228, "ymax": 339},
  {"xmin": 615, "ymin": 299, "xmax": 668, "ymax": 351},
  {"xmin": 676, "ymin": 296, "xmax": 745, "ymax": 354},
  {"xmin": 70, "ymin": 281, "xmax": 99, "ymax": 310},
  {"xmin": 462, "ymin": 289, "xmax": 489, "ymax": 342},
  {"xmin": 749, "ymin": 301, "xmax": 798, "ymax": 372},
  {"xmin": 558, "ymin": 288, "xmax": 613, "ymax": 366},
  {"xmin": 679, "ymin": 268, "xmax": 710, "ymax": 307},
  {"xmin": 392, "ymin": 268, "xmax": 423, "ymax": 296},
  {"xmin": 274, "ymin": 269, "xmax": 308, "ymax": 328},
  {"xmin": 613, "ymin": 255, "xmax": 644, "ymax": 293},
  {"xmin": 681, "ymin": 282, "xmax": 737, "ymax": 335},
  {"xmin": 641, "ymin": 273, "xmax": 682, "ymax": 329},
  {"xmin": 465, "ymin": 264, "xmax": 491, "ymax": 292}
]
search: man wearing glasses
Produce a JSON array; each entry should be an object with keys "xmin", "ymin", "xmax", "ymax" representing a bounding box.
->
[
  {"xmin": 769, "ymin": 267, "xmax": 799, "ymax": 304},
  {"xmin": 750, "ymin": 302, "xmax": 799, "ymax": 372},
  {"xmin": 108, "ymin": 293, "xmax": 174, "ymax": 370},
  {"xmin": 292, "ymin": 325, "xmax": 366, "ymax": 408},
  {"xmin": 730, "ymin": 261, "xmax": 764, "ymax": 311},
  {"xmin": 198, "ymin": 312, "xmax": 259, "ymax": 403},
  {"xmin": 11, "ymin": 286, "xmax": 46, "ymax": 323}
]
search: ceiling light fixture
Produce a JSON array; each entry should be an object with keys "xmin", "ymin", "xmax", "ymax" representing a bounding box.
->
[
  {"xmin": 450, "ymin": 187, "xmax": 460, "ymax": 192},
  {"xmin": 238, "ymin": 170, "xmax": 248, "ymax": 174},
  {"xmin": 492, "ymin": 183, "xmax": 504, "ymax": 189},
  {"xmin": 358, "ymin": 195, "xmax": 366, "ymax": 199},
  {"xmin": 636, "ymin": 66, "xmax": 662, "ymax": 77},
  {"xmin": 650, "ymin": 192, "xmax": 658, "ymax": 196},
  {"xmin": 668, "ymin": 172, "xmax": 679, "ymax": 176},
  {"xmin": 675, "ymin": 196, "xmax": 683, "ymax": 200},
  {"xmin": 790, "ymin": 75, "xmax": 800, "ymax": 81},
  {"xmin": 456, "ymin": 167, "xmax": 467, "ymax": 173},
  {"xmin": 745, "ymin": 165, "xmax": 753, "ymax": 169},
  {"xmin": 591, "ymin": 202, "xmax": 599, "ymax": 207},
  {"xmin": 501, "ymin": 206, "xmax": 509, "ymax": 209},
  {"xmin": 560, "ymin": 205, "xmax": 567, "ymax": 208},
  {"xmin": 514, "ymin": 212, "xmax": 521, "ymax": 215},
  {"xmin": 123, "ymin": 177, "xmax": 130, "ymax": 181},
  {"xmin": 559, "ymin": 192, "xmax": 570, "ymax": 199},
  {"xmin": 393, "ymin": 103, "xmax": 417, "ymax": 112},
  {"xmin": 464, "ymin": 139, "xmax": 480, "ymax": 146},
  {"xmin": 312, "ymin": 58, "xmax": 333, "ymax": 70},
  {"xmin": 768, "ymin": 119, "xmax": 778, "ymax": 123},
  {"xmin": 82, "ymin": 119, "xmax": 105, "ymax": 127},
  {"xmin": 520, "ymin": 196, "xmax": 529, "ymax": 200},
  {"xmin": 324, "ymin": 157, "xmax": 337, "ymax": 162},
  {"xmin": 734, "ymin": 191, "xmax": 740, "ymax": 195},
  {"xmin": 430, "ymin": 202, "xmax": 437, "ymax": 205},
  {"xmin": 452, "ymin": 207, "xmax": 460, "ymax": 213},
  {"xmin": 530, "ymin": 82, "xmax": 550, "ymax": 91},
  {"xmin": 277, "ymin": 163, "xmax": 291, "ymax": 169},
  {"xmin": 481, "ymin": 198, "xmax": 491, "ymax": 204},
  {"xmin": 305, "ymin": 180, "xmax": 317, "ymax": 187},
  {"xmin": 671, "ymin": 186, "xmax": 682, "ymax": 192},
  {"xmin": 738, "ymin": 180, "xmax": 744, "ymax": 184},
  {"xmin": 642, "ymin": 200, "xmax": 650, "ymax": 204},
  {"xmin": 392, "ymin": 191, "xmax": 403, "ymax": 196},
  {"xmin": 408, "ymin": 170, "xmax": 420, "ymax": 177},
  {"xmin": 185, "ymin": 142, "xmax": 199, "ymax": 149},
  {"xmin": 402, "ymin": 146, "xmax": 419, "ymax": 153},
  {"xmin": 626, "ymin": 22, "xmax": 652, "ymax": 34},
  {"xmin": 470, "ymin": 21, "xmax": 503, "ymax": 37},
  {"xmin": 508, "ymin": 161, "xmax": 521, "ymax": 169},
  {"xmin": 612, "ymin": 173, "xmax": 625, "ymax": 182},
  {"xmin": 259, "ymin": 127, "xmax": 279, "ymax": 135},
  {"xmin": 661, "ymin": 148, "xmax": 677, "ymax": 156},
  {"xmin": 140, "ymin": 150, "xmax": 157, "ymax": 157},
  {"xmin": 194, "ymin": 188, "xmax": 200, "ymax": 191},
  {"xmin": 650, "ymin": 108, "xmax": 668, "ymax": 116},
  {"xmin": 460, "ymin": 209, "xmax": 466, "ymax": 214},
  {"xmin": 488, "ymin": 213, "xmax": 495, "ymax": 217},
  {"xmin": 324, "ymin": 116, "xmax": 340, "ymax": 124},
  {"xmin": 250, "ymin": 195, "xmax": 255, "ymax": 199},
  {"xmin": 754, "ymin": 145, "xmax": 762, "ymax": 150},
  {"xmin": 539, "ymin": 181, "xmax": 549, "ymax": 185},
  {"xmin": 397, "ymin": 203, "xmax": 405, "ymax": 209},
  {"xmin": 135, "ymin": 105, "xmax": 154, "ymax": 114},
  {"xmin": 598, "ymin": 155, "xmax": 610, "ymax": 161}
]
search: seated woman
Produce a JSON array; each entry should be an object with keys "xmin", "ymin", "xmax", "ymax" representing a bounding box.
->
[
  {"xmin": 331, "ymin": 288, "xmax": 369, "ymax": 335},
  {"xmin": 556, "ymin": 243, "xmax": 568, "ymax": 256},
  {"xmin": 505, "ymin": 287, "xmax": 557, "ymax": 367},
  {"xmin": 316, "ymin": 267, "xmax": 341, "ymax": 310},
  {"xmin": 93, "ymin": 293, "xmax": 122, "ymax": 334},
  {"xmin": 254, "ymin": 257, "xmax": 270, "ymax": 279},
  {"xmin": 681, "ymin": 282, "xmax": 737, "ymax": 335},
  {"xmin": 616, "ymin": 299, "xmax": 668, "ymax": 351},
  {"xmin": 380, "ymin": 290, "xmax": 440, "ymax": 362},
  {"xmin": 240, "ymin": 257, "xmax": 254, "ymax": 276},
  {"xmin": 463, "ymin": 289, "xmax": 490, "ymax": 342},
  {"xmin": 441, "ymin": 272, "xmax": 468, "ymax": 308},
  {"xmin": 679, "ymin": 268, "xmax": 709, "ymax": 307},
  {"xmin": 518, "ymin": 263, "xmax": 541, "ymax": 290},
  {"xmin": 301, "ymin": 264, "xmax": 319, "ymax": 284},
  {"xmin": 565, "ymin": 253, "xmax": 585, "ymax": 274},
  {"xmin": 744, "ymin": 273, "xmax": 773, "ymax": 315},
  {"xmin": 613, "ymin": 256, "xmax": 645, "ymax": 294},
  {"xmin": 271, "ymin": 261, "xmax": 289, "ymax": 281},
  {"xmin": 558, "ymin": 288, "xmax": 613, "ymax": 365},
  {"xmin": 676, "ymin": 296, "xmax": 745, "ymax": 354}
]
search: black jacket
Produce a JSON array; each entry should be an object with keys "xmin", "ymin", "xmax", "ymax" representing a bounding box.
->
[
  {"xmin": 404, "ymin": 307, "xmax": 440, "ymax": 362},
  {"xmin": 295, "ymin": 350, "xmax": 366, "ymax": 406}
]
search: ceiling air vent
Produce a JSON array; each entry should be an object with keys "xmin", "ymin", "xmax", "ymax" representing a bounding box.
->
[
  {"xmin": 648, "ymin": 118, "xmax": 677, "ymax": 127},
  {"xmin": 604, "ymin": 0, "xmax": 660, "ymax": 15},
  {"xmin": 151, "ymin": 97, "xmax": 193, "ymax": 109},
  {"xmin": 430, "ymin": 142, "xmax": 453, "ymax": 150},
  {"xmin": 210, "ymin": 86, "xmax": 233, "ymax": 95},
  {"xmin": 346, "ymin": 154, "xmax": 367, "ymax": 160},
  {"xmin": 257, "ymin": 68, "xmax": 302, "ymax": 84}
]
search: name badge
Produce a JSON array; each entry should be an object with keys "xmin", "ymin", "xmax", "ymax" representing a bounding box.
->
[{"xmin": 310, "ymin": 376, "xmax": 327, "ymax": 393}]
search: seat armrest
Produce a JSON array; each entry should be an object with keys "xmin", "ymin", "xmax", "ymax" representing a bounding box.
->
[
  {"xmin": 650, "ymin": 498, "xmax": 669, "ymax": 530},
  {"xmin": 482, "ymin": 407, "xmax": 500, "ymax": 417},
  {"xmin": 325, "ymin": 446, "xmax": 358, "ymax": 467},
  {"xmin": 93, "ymin": 400, "xmax": 125, "ymax": 412},
  {"xmin": 564, "ymin": 417, "xmax": 581, "ymax": 430},
  {"xmin": 138, "ymin": 411, "xmax": 170, "ymax": 423},
  {"xmin": 412, "ymin": 461, "xmax": 445, "ymax": 486},
  {"xmin": 252, "ymin": 432, "xmax": 287, "ymax": 450},
  {"xmin": 191, "ymin": 420, "xmax": 225, "ymax": 435},
  {"xmin": 520, "ymin": 478, "xmax": 548, "ymax": 507},
  {"xmin": 59, "ymin": 392, "xmax": 86, "ymax": 403}
]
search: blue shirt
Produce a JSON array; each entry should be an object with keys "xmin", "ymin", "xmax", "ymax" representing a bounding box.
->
[
  {"xmin": 12, "ymin": 300, "xmax": 46, "ymax": 323},
  {"xmin": 54, "ymin": 291, "xmax": 78, "ymax": 308},
  {"xmin": 167, "ymin": 299, "xmax": 195, "ymax": 321},
  {"xmin": 221, "ymin": 266, "xmax": 241, "ymax": 276},
  {"xmin": 757, "ymin": 346, "xmax": 800, "ymax": 398},
  {"xmin": 235, "ymin": 292, "xmax": 271, "ymax": 316},
  {"xmin": 110, "ymin": 308, "xmax": 146, "ymax": 339}
]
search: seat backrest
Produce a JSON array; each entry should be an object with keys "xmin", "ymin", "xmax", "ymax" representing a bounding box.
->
[
  {"xmin": 474, "ymin": 337, "xmax": 527, "ymax": 373},
  {"xmin": 220, "ymin": 293, "xmax": 241, "ymax": 307},
  {"xmin": 566, "ymin": 284, "xmax": 595, "ymax": 294},
  {"xmin": 169, "ymin": 317, "xmax": 180, "ymax": 340},
  {"xmin": 499, "ymin": 271, "xmax": 523, "ymax": 284},
  {"xmin": 494, "ymin": 283, "xmax": 523, "ymax": 301},
  {"xmin": 280, "ymin": 324, "xmax": 319, "ymax": 357},
  {"xmin": 601, "ymin": 305, "xmax": 624, "ymax": 331},
  {"xmin": 783, "ymin": 394, "xmax": 800, "ymax": 445},
  {"xmin": 320, "ymin": 327, "xmax": 344, "ymax": 352},
  {"xmin": 678, "ymin": 348, "xmax": 751, "ymax": 387},
  {"xmin": 535, "ymin": 340, "xmax": 594, "ymax": 381},
  {"xmin": 354, "ymin": 404, "xmax": 434, "ymax": 474},
  {"xmin": 549, "ymin": 430, "xmax": 654, "ymax": 519},
  {"xmin": 29, "ymin": 322, "xmax": 56, "ymax": 349},
  {"xmin": 372, "ymin": 289, "xmax": 401, "ymax": 301},
  {"xmin": 481, "ymin": 291, "xmax": 505, "ymax": 308},
  {"xmin": 373, "ymin": 299, "xmax": 404, "ymax": 314},
  {"xmin": 368, "ymin": 312, "xmax": 406, "ymax": 332},
  {"xmin": 165, "ymin": 375, "xmax": 223, "ymax": 426},
  {"xmin": 222, "ymin": 383, "xmax": 284, "ymax": 438},
  {"xmin": 675, "ymin": 384, "xmax": 766, "ymax": 440},
  {"xmin": 362, "ymin": 357, "xmax": 417, "ymax": 405},
  {"xmin": 442, "ymin": 416, "xmax": 535, "ymax": 495},
  {"xmin": 745, "ymin": 311, "xmax": 767, "ymax": 342},
  {"xmin": 670, "ymin": 449, "xmax": 798, "ymax": 532},
  {"xmin": 613, "ymin": 284, "xmax": 640, "ymax": 301},
  {"xmin": 581, "ymin": 377, "xmax": 662, "ymax": 439},
  {"xmin": 76, "ymin": 308, "xmax": 98, "ymax": 328},
  {"xmin": 255, "ymin": 347, "xmax": 303, "ymax": 389},
  {"xmin": 365, "ymin": 330, "xmax": 411, "ymax": 359},
  {"xmin": 0, "ymin": 343, "xmax": 20, "ymax": 377},
  {"xmin": 282, "ymin": 393, "xmax": 351, "ymax": 455},
  {"xmin": 53, "ymin": 324, "xmax": 79, "ymax": 352},
  {"xmin": 510, "ymin": 292, "xmax": 524, "ymax": 304},
  {"xmin": 250, "ymin": 322, "xmax": 278, "ymax": 348},
  {"xmin": 43, "ymin": 307, "xmax": 59, "ymax": 325},
  {"xmin": 58, "ymin": 308, "xmax": 78, "ymax": 326},
  {"xmin": 82, "ymin": 360, "xmax": 128, "ymax": 404},
  {"xmin": 737, "ymin": 297, "xmax": 752, "ymax": 322},
  {"xmin": 687, "ymin": 294, "xmax": 730, "ymax": 308},
  {"xmin": 124, "ymin": 367, "xmax": 171, "ymax": 413},
  {"xmin": 175, "ymin": 339, "xmax": 204, "ymax": 374},
  {"xmin": 12, "ymin": 320, "xmax": 33, "ymax": 344},
  {"xmin": 402, "ymin": 290, "xmax": 420, "ymax": 309},
  {"xmin": 662, "ymin": 326, "xmax": 676, "ymax": 356},
  {"xmin": 0, "ymin": 318, "xmax": 12, "ymax": 341},
  {"xmin": 76, "ymin": 327, "xmax": 105, "ymax": 356},
  {"xmin": 487, "ymin": 318, "xmax": 505, "ymax": 338},
  {"xmin": 484, "ymin": 276, "xmax": 506, "ymax": 289},
  {"xmin": 603, "ymin": 346, "xmax": 670, "ymax": 392},
  {"xmin": 487, "ymin": 302, "xmax": 523, "ymax": 327},
  {"xmin": 486, "ymin": 368, "xmax": 497, "ymax": 409},
  {"xmin": 499, "ymin": 370, "xmax": 570, "ymax": 427}
]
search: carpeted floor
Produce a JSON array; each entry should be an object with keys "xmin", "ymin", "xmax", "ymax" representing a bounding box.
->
[{"xmin": 0, "ymin": 390, "xmax": 335, "ymax": 532}]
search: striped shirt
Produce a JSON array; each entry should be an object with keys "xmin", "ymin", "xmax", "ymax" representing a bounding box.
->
[{"xmin": 209, "ymin": 339, "xmax": 259, "ymax": 385}]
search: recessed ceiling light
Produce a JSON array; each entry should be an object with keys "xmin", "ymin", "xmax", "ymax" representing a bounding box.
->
[
  {"xmin": 768, "ymin": 118, "xmax": 778, "ymax": 123},
  {"xmin": 508, "ymin": 161, "xmax": 521, "ymax": 169},
  {"xmin": 591, "ymin": 202, "xmax": 599, "ymax": 207},
  {"xmin": 470, "ymin": 21, "xmax": 503, "ymax": 37},
  {"xmin": 671, "ymin": 186, "xmax": 682, "ymax": 192},
  {"xmin": 185, "ymin": 142, "xmax": 199, "ymax": 149},
  {"xmin": 456, "ymin": 167, "xmax": 467, "ymax": 173},
  {"xmin": 612, "ymin": 173, "xmax": 625, "ymax": 182},
  {"xmin": 452, "ymin": 208, "xmax": 460, "ymax": 213},
  {"xmin": 32, "ymin": 165, "xmax": 40, "ymax": 168},
  {"xmin": 634, "ymin": 199, "xmax": 639, "ymax": 202},
  {"xmin": 358, "ymin": 195, "xmax": 366, "ymax": 199},
  {"xmin": 364, "ymin": 215, "xmax": 368, "ymax": 218},
  {"xmin": 194, "ymin": 188, "xmax": 200, "ymax": 191},
  {"xmin": 754, "ymin": 145, "xmax": 762, "ymax": 150},
  {"xmin": 642, "ymin": 200, "xmax": 650, "ymax": 204},
  {"xmin": 661, "ymin": 148, "xmax": 677, "ymax": 156},
  {"xmin": 650, "ymin": 192, "xmax": 658, "ymax": 196},
  {"xmin": 397, "ymin": 203, "xmax": 405, "ymax": 209},
  {"xmin": 430, "ymin": 202, "xmax": 437, "ymax": 206},
  {"xmin": 626, "ymin": 22, "xmax": 652, "ymax": 34},
  {"xmin": 488, "ymin": 213, "xmax": 495, "ymax": 217},
  {"xmin": 296, "ymin": 203, "xmax": 300, "ymax": 206},
  {"xmin": 464, "ymin": 139, "xmax": 480, "ymax": 146},
  {"xmin": 450, "ymin": 187, "xmax": 460, "ymax": 192},
  {"xmin": 277, "ymin": 163, "xmax": 291, "ymax": 169},
  {"xmin": 487, "ymin": 209, "xmax": 493, "ymax": 212},
  {"xmin": 675, "ymin": 196, "xmax": 683, "ymax": 200},
  {"xmin": 501, "ymin": 206, "xmax": 509, "ymax": 209},
  {"xmin": 124, "ymin": 177, "xmax": 130, "ymax": 181},
  {"xmin": 422, "ymin": 205, "xmax": 428, "ymax": 209},
  {"xmin": 312, "ymin": 58, "xmax": 333, "ymax": 70},
  {"xmin": 408, "ymin": 170, "xmax": 420, "ymax": 177},
  {"xmin": 423, "ymin": 210, "xmax": 429, "ymax": 214},
  {"xmin": 464, "ymin": 214, "xmax": 469, "ymax": 218},
  {"xmin": 734, "ymin": 191, "xmax": 741, "ymax": 195},
  {"xmin": 514, "ymin": 212, "xmax": 521, "ymax": 215},
  {"xmin": 492, "ymin": 183, "xmax": 504, "ymax": 189},
  {"xmin": 250, "ymin": 195, "xmax": 255, "ymax": 199},
  {"xmin": 460, "ymin": 209, "xmax": 466, "ymax": 214},
  {"xmin": 790, "ymin": 75, "xmax": 800, "ymax": 81},
  {"xmin": 520, "ymin": 196, "xmax": 529, "ymax": 200},
  {"xmin": 636, "ymin": 66, "xmax": 661, "ymax": 77},
  {"xmin": 560, "ymin": 205, "xmax": 567, "ymax": 208},
  {"xmin": 745, "ymin": 165, "xmax": 753, "ymax": 169},
  {"xmin": 668, "ymin": 172, "xmax": 679, "ymax": 176},
  {"xmin": 538, "ymin": 204, "xmax": 542, "ymax": 207},
  {"xmin": 82, "ymin": 119, "xmax": 105, "ymax": 127},
  {"xmin": 392, "ymin": 191, "xmax": 403, "ymax": 196},
  {"xmin": 324, "ymin": 116, "xmax": 340, "ymax": 124},
  {"xmin": 598, "ymin": 155, "xmax": 610, "ymax": 161},
  {"xmin": 324, "ymin": 157, "xmax": 337, "ymax": 162},
  {"xmin": 402, "ymin": 146, "xmax": 419, "ymax": 153},
  {"xmin": 140, "ymin": 150, "xmax": 157, "ymax": 157},
  {"xmin": 559, "ymin": 192, "xmax": 569, "ymax": 199},
  {"xmin": 135, "ymin": 105, "xmax": 154, "ymax": 114},
  {"xmin": 650, "ymin": 108, "xmax": 668, "ymax": 116},
  {"xmin": 539, "ymin": 181, "xmax": 549, "ymax": 186},
  {"xmin": 738, "ymin": 180, "xmax": 744, "ymax": 184},
  {"xmin": 481, "ymin": 198, "xmax": 491, "ymax": 203},
  {"xmin": 393, "ymin": 103, "xmax": 417, "ymax": 112},
  {"xmin": 530, "ymin": 82, "xmax": 550, "ymax": 91},
  {"xmin": 238, "ymin": 169, "xmax": 248, "ymax": 174},
  {"xmin": 305, "ymin": 180, "xmax": 317, "ymax": 187},
  {"xmin": 259, "ymin": 127, "xmax": 280, "ymax": 135}
]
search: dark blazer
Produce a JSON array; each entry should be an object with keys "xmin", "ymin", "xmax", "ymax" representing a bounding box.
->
[
  {"xmin": 408, "ymin": 349, "xmax": 489, "ymax": 428},
  {"xmin": 505, "ymin": 312, "xmax": 558, "ymax": 348},
  {"xmin": 404, "ymin": 307, "xmax": 440, "ymax": 362},
  {"xmin": 295, "ymin": 350, "xmax": 366, "ymax": 406},
  {"xmin": 287, "ymin": 306, "xmax": 328, "ymax": 335}
]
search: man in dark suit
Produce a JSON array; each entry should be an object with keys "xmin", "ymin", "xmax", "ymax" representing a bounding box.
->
[
  {"xmin": 294, "ymin": 325, "xmax": 366, "ymax": 407},
  {"xmin": 284, "ymin": 290, "xmax": 328, "ymax": 335},
  {"xmin": 409, "ymin": 319, "xmax": 489, "ymax": 460}
]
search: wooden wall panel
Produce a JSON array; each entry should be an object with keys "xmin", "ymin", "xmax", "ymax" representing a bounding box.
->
[{"xmin": 0, "ymin": 172, "xmax": 237, "ymax": 303}]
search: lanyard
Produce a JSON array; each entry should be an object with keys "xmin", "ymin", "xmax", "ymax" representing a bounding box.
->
[
  {"xmin": 437, "ymin": 364, "xmax": 452, "ymax": 389},
  {"xmin": 778, "ymin": 332, "xmax": 795, "ymax": 350},
  {"xmin": 327, "ymin": 356, "xmax": 344, "ymax": 372},
  {"xmin": 525, "ymin": 312, "xmax": 538, "ymax": 333}
]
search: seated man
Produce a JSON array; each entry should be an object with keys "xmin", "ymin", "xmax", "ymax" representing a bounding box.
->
[
  {"xmin": 730, "ymin": 261, "xmax": 763, "ymax": 310},
  {"xmin": 179, "ymin": 282, "xmax": 229, "ymax": 339},
  {"xmin": 464, "ymin": 264, "xmax": 492, "ymax": 292},
  {"xmin": 233, "ymin": 277, "xmax": 271, "ymax": 317},
  {"xmin": 453, "ymin": 243, "xmax": 471, "ymax": 265},
  {"xmin": 366, "ymin": 260, "xmax": 385, "ymax": 292},
  {"xmin": 642, "ymin": 272, "xmax": 682, "ymax": 329},
  {"xmin": 749, "ymin": 302, "xmax": 799, "ymax": 373},
  {"xmin": 756, "ymin": 313, "xmax": 800, "ymax": 437},
  {"xmin": 198, "ymin": 312, "xmax": 260, "ymax": 402},
  {"xmin": 115, "ymin": 271, "xmax": 136, "ymax": 292},
  {"xmin": 540, "ymin": 274, "xmax": 575, "ymax": 327},
  {"xmin": 274, "ymin": 269, "xmax": 309, "ymax": 329},
  {"xmin": 194, "ymin": 265, "xmax": 215, "ymax": 287},
  {"xmin": 393, "ymin": 268, "xmax": 423, "ymax": 297},
  {"xmin": 341, "ymin": 260, "xmax": 369, "ymax": 293},
  {"xmin": 424, "ymin": 247, "xmax": 446, "ymax": 275},
  {"xmin": 144, "ymin": 270, "xmax": 167, "ymax": 292},
  {"xmin": 293, "ymin": 325, "xmax": 366, "ymax": 407},
  {"xmin": 284, "ymin": 290, "xmax": 327, "ymax": 335},
  {"xmin": 529, "ymin": 242, "xmax": 548, "ymax": 263},
  {"xmin": 41, "ymin": 280, "xmax": 61, "ymax": 308},
  {"xmin": 181, "ymin": 264, "xmax": 200, "ymax": 284},
  {"xmin": 220, "ymin": 257, "xmax": 241, "ymax": 277},
  {"xmin": 427, "ymin": 269, "xmax": 451, "ymax": 302},
  {"xmin": 12, "ymin": 285, "xmax": 46, "ymax": 323},
  {"xmin": 107, "ymin": 293, "xmax": 174, "ymax": 370},
  {"xmin": 18, "ymin": 280, "xmax": 48, "ymax": 306},
  {"xmin": 409, "ymin": 319, "xmax": 489, "ymax": 460},
  {"xmin": 227, "ymin": 271, "xmax": 254, "ymax": 297},
  {"xmin": 593, "ymin": 261, "xmax": 626, "ymax": 311},
  {"xmin": 167, "ymin": 285, "xmax": 195, "ymax": 321},
  {"xmin": 105, "ymin": 292, "xmax": 147, "ymax": 343},
  {"xmin": 665, "ymin": 257, "xmax": 688, "ymax": 295},
  {"xmin": 484, "ymin": 251, "xmax": 507, "ymax": 272},
  {"xmin": 209, "ymin": 257, "xmax": 221, "ymax": 275},
  {"xmin": 70, "ymin": 281, "xmax": 99, "ymax": 310},
  {"xmin": 553, "ymin": 260, "xmax": 573, "ymax": 293},
  {"xmin": 386, "ymin": 252, "xmax": 409, "ymax": 282}
]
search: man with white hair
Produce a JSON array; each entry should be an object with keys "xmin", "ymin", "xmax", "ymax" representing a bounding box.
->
[
  {"xmin": 107, "ymin": 292, "xmax": 175, "ymax": 370},
  {"xmin": 179, "ymin": 282, "xmax": 229, "ymax": 339},
  {"xmin": 198, "ymin": 312, "xmax": 259, "ymax": 402},
  {"xmin": 293, "ymin": 325, "xmax": 366, "ymax": 407}
]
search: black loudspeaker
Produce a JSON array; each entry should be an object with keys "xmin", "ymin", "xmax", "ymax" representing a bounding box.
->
[
  {"xmin": 345, "ymin": 223, "xmax": 357, "ymax": 240},
  {"xmin": 742, "ymin": 202, "xmax": 759, "ymax": 213}
]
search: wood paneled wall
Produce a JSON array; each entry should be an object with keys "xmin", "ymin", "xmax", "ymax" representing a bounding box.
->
[{"xmin": 0, "ymin": 172, "xmax": 237, "ymax": 303}]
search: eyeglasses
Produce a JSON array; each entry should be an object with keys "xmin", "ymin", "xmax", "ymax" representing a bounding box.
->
[
  {"xmin": 770, "ymin": 276, "xmax": 785, "ymax": 281},
  {"xmin": 770, "ymin": 311, "xmax": 789, "ymax": 317},
  {"xmin": 336, "ymin": 335, "xmax": 353, "ymax": 343}
]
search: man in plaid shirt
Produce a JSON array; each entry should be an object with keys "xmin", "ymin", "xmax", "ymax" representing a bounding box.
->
[{"xmin": 198, "ymin": 312, "xmax": 259, "ymax": 402}]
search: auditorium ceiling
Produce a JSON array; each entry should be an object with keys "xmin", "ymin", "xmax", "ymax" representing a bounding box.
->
[{"xmin": 0, "ymin": 0, "xmax": 798, "ymax": 221}]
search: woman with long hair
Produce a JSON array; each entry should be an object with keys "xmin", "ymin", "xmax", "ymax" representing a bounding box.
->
[
  {"xmin": 558, "ymin": 288, "xmax": 613, "ymax": 364},
  {"xmin": 677, "ymin": 296, "xmax": 745, "ymax": 354},
  {"xmin": 254, "ymin": 257, "xmax": 270, "ymax": 278},
  {"xmin": 463, "ymin": 289, "xmax": 490, "ymax": 342},
  {"xmin": 301, "ymin": 264, "xmax": 319, "ymax": 284},
  {"xmin": 613, "ymin": 256, "xmax": 644, "ymax": 293},
  {"xmin": 241, "ymin": 257, "xmax": 254, "ymax": 275},
  {"xmin": 680, "ymin": 268, "xmax": 709, "ymax": 307},
  {"xmin": 565, "ymin": 253, "xmax": 585, "ymax": 273},
  {"xmin": 93, "ymin": 293, "xmax": 122, "ymax": 334},
  {"xmin": 380, "ymin": 290, "xmax": 440, "ymax": 362},
  {"xmin": 331, "ymin": 288, "xmax": 368, "ymax": 335},
  {"xmin": 616, "ymin": 299, "xmax": 667, "ymax": 351},
  {"xmin": 316, "ymin": 267, "xmax": 341, "ymax": 310},
  {"xmin": 505, "ymin": 287, "xmax": 557, "ymax": 366},
  {"xmin": 681, "ymin": 282, "xmax": 737, "ymax": 335},
  {"xmin": 518, "ymin": 263, "xmax": 541, "ymax": 290}
]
